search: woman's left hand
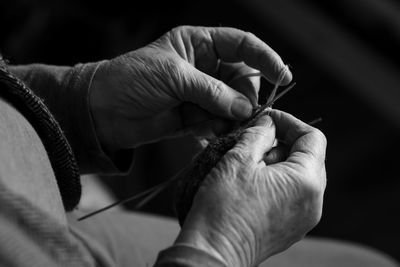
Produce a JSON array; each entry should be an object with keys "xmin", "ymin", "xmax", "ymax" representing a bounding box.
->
[{"xmin": 89, "ymin": 26, "xmax": 292, "ymax": 152}]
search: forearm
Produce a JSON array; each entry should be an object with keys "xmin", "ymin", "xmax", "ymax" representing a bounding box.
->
[{"xmin": 8, "ymin": 63, "xmax": 133, "ymax": 174}]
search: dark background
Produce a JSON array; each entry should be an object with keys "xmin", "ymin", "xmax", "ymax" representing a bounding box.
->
[{"xmin": 1, "ymin": 0, "xmax": 400, "ymax": 262}]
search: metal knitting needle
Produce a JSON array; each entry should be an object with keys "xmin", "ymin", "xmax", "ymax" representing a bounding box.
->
[
  {"xmin": 77, "ymin": 182, "xmax": 169, "ymax": 221},
  {"xmin": 308, "ymin": 117, "xmax": 322, "ymax": 126},
  {"xmin": 244, "ymin": 81, "xmax": 296, "ymax": 128},
  {"xmin": 78, "ymin": 165, "xmax": 188, "ymax": 221}
]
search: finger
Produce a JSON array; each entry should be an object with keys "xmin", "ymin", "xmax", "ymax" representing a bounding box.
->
[
  {"xmin": 182, "ymin": 62, "xmax": 253, "ymax": 120},
  {"xmin": 233, "ymin": 115, "xmax": 276, "ymax": 162},
  {"xmin": 219, "ymin": 62, "xmax": 260, "ymax": 106},
  {"xmin": 208, "ymin": 27, "xmax": 292, "ymax": 85},
  {"xmin": 263, "ymin": 145, "xmax": 289, "ymax": 165},
  {"xmin": 269, "ymin": 109, "xmax": 327, "ymax": 164}
]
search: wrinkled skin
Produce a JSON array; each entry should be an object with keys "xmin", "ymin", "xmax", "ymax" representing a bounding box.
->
[
  {"xmin": 89, "ymin": 26, "xmax": 292, "ymax": 152},
  {"xmin": 176, "ymin": 110, "xmax": 327, "ymax": 266},
  {"xmin": 88, "ymin": 26, "xmax": 326, "ymax": 267}
]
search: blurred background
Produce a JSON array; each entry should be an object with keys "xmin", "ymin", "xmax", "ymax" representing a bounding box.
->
[{"xmin": 1, "ymin": 0, "xmax": 399, "ymax": 262}]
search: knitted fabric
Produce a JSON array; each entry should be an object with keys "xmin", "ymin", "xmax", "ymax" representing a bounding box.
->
[
  {"xmin": 174, "ymin": 108, "xmax": 269, "ymax": 226},
  {"xmin": 174, "ymin": 133, "xmax": 238, "ymax": 225},
  {"xmin": 0, "ymin": 58, "xmax": 81, "ymax": 211}
]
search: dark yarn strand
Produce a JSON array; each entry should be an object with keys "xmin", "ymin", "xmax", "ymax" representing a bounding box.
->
[{"xmin": 0, "ymin": 59, "xmax": 81, "ymax": 211}]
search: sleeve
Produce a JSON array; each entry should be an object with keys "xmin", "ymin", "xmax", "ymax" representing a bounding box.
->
[
  {"xmin": 8, "ymin": 62, "xmax": 134, "ymax": 175},
  {"xmin": 154, "ymin": 245, "xmax": 228, "ymax": 267}
]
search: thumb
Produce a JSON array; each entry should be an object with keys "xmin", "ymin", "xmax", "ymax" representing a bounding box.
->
[
  {"xmin": 234, "ymin": 115, "xmax": 276, "ymax": 162},
  {"xmin": 181, "ymin": 63, "xmax": 253, "ymax": 121}
]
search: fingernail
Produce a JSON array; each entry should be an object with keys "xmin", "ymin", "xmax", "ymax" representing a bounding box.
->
[{"xmin": 231, "ymin": 97, "xmax": 252, "ymax": 120}]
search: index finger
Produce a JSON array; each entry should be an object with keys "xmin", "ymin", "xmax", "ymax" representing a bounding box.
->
[
  {"xmin": 209, "ymin": 27, "xmax": 292, "ymax": 85},
  {"xmin": 269, "ymin": 109, "xmax": 327, "ymax": 164}
]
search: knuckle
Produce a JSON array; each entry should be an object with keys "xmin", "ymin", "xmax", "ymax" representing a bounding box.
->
[
  {"xmin": 244, "ymin": 31, "xmax": 257, "ymax": 41},
  {"xmin": 238, "ymin": 29, "xmax": 256, "ymax": 40},
  {"xmin": 312, "ymin": 128, "xmax": 327, "ymax": 147},
  {"xmin": 304, "ymin": 128, "xmax": 327, "ymax": 161},
  {"xmin": 244, "ymin": 127, "xmax": 260, "ymax": 134},
  {"xmin": 237, "ymin": 32, "xmax": 250, "ymax": 59},
  {"xmin": 244, "ymin": 127, "xmax": 268, "ymax": 137},
  {"xmin": 161, "ymin": 57, "xmax": 183, "ymax": 78},
  {"xmin": 167, "ymin": 26, "xmax": 191, "ymax": 43},
  {"xmin": 157, "ymin": 57, "xmax": 187, "ymax": 96},
  {"xmin": 242, "ymin": 128, "xmax": 272, "ymax": 146},
  {"xmin": 205, "ymin": 79, "xmax": 225, "ymax": 102},
  {"xmin": 225, "ymin": 149, "xmax": 251, "ymax": 166},
  {"xmin": 171, "ymin": 25, "xmax": 186, "ymax": 33},
  {"xmin": 169, "ymin": 56, "xmax": 187, "ymax": 71},
  {"xmin": 171, "ymin": 26, "xmax": 198, "ymax": 37}
]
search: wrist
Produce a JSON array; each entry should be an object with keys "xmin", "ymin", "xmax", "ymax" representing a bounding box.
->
[
  {"xmin": 88, "ymin": 60, "xmax": 118, "ymax": 153},
  {"xmin": 176, "ymin": 206, "xmax": 256, "ymax": 267},
  {"xmin": 175, "ymin": 230, "xmax": 229, "ymax": 266}
]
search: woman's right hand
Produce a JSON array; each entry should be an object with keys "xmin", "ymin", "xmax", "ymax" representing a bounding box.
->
[{"xmin": 175, "ymin": 110, "xmax": 327, "ymax": 267}]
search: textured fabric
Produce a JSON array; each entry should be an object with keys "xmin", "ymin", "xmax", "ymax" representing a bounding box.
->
[
  {"xmin": 68, "ymin": 210, "xmax": 181, "ymax": 266},
  {"xmin": 0, "ymin": 66, "xmax": 94, "ymax": 265},
  {"xmin": 0, "ymin": 87, "xmax": 67, "ymax": 225},
  {"xmin": 0, "ymin": 60, "xmax": 81, "ymax": 211},
  {"xmin": 8, "ymin": 62, "xmax": 134, "ymax": 175},
  {"xmin": 0, "ymin": 181, "xmax": 95, "ymax": 267}
]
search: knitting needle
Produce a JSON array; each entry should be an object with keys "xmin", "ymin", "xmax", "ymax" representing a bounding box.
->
[
  {"xmin": 78, "ymin": 165, "xmax": 188, "ymax": 221},
  {"xmin": 78, "ymin": 71, "xmax": 295, "ymax": 221},
  {"xmin": 77, "ymin": 182, "xmax": 169, "ymax": 221}
]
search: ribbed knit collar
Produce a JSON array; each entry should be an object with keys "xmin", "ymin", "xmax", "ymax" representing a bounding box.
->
[{"xmin": 0, "ymin": 58, "xmax": 81, "ymax": 211}]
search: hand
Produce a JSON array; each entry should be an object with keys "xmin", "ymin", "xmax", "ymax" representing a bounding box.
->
[
  {"xmin": 89, "ymin": 26, "xmax": 292, "ymax": 151},
  {"xmin": 175, "ymin": 110, "xmax": 327, "ymax": 267}
]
